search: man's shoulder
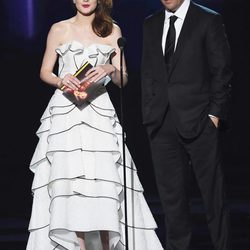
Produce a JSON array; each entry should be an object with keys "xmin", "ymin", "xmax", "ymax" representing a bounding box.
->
[
  {"xmin": 144, "ymin": 9, "xmax": 165, "ymax": 26},
  {"xmin": 192, "ymin": 1, "xmax": 220, "ymax": 18},
  {"xmin": 144, "ymin": 3, "xmax": 220, "ymax": 24}
]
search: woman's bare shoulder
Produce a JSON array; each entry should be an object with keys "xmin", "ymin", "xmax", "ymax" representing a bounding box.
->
[
  {"xmin": 112, "ymin": 23, "xmax": 122, "ymax": 38},
  {"xmin": 47, "ymin": 17, "xmax": 76, "ymax": 46},
  {"xmin": 106, "ymin": 23, "xmax": 122, "ymax": 45},
  {"xmin": 49, "ymin": 17, "xmax": 75, "ymax": 35}
]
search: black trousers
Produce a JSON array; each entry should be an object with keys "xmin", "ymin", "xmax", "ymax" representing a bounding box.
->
[{"xmin": 149, "ymin": 110, "xmax": 231, "ymax": 250}]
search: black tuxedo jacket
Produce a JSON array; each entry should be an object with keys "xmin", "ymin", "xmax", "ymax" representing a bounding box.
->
[{"xmin": 141, "ymin": 2, "xmax": 232, "ymax": 138}]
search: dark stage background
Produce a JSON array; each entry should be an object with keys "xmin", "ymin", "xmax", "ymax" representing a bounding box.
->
[{"xmin": 0, "ymin": 0, "xmax": 249, "ymax": 249}]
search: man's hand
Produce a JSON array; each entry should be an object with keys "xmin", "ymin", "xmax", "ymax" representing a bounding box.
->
[{"xmin": 209, "ymin": 116, "xmax": 219, "ymax": 128}]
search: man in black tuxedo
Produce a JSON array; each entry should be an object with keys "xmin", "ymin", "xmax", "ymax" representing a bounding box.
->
[{"xmin": 141, "ymin": 0, "xmax": 232, "ymax": 249}]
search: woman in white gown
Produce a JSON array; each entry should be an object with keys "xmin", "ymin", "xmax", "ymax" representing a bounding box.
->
[{"xmin": 27, "ymin": 0, "xmax": 164, "ymax": 249}]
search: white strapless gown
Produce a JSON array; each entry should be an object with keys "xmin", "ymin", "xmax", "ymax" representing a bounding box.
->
[{"xmin": 26, "ymin": 41, "xmax": 163, "ymax": 250}]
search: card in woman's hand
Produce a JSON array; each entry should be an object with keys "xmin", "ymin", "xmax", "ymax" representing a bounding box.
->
[{"xmin": 60, "ymin": 61, "xmax": 104, "ymax": 107}]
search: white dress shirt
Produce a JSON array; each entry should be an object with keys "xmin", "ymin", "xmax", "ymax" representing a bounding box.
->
[{"xmin": 162, "ymin": 0, "xmax": 190, "ymax": 54}]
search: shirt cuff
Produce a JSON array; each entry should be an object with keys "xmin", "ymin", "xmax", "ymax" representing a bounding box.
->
[{"xmin": 208, "ymin": 114, "xmax": 218, "ymax": 119}]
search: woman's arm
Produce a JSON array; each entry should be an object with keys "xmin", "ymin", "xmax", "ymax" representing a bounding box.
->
[
  {"xmin": 109, "ymin": 24, "xmax": 128, "ymax": 87},
  {"xmin": 40, "ymin": 22, "xmax": 80, "ymax": 90}
]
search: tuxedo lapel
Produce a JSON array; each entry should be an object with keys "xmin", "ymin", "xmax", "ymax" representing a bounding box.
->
[
  {"xmin": 168, "ymin": 3, "xmax": 197, "ymax": 77},
  {"xmin": 154, "ymin": 11, "xmax": 165, "ymax": 58}
]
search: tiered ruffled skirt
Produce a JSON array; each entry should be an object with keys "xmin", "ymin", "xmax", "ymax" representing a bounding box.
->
[{"xmin": 27, "ymin": 88, "xmax": 163, "ymax": 250}]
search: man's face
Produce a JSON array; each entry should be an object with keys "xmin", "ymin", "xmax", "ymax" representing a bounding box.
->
[{"xmin": 160, "ymin": 0, "xmax": 185, "ymax": 12}]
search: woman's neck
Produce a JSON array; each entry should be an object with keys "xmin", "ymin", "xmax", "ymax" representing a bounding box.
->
[{"xmin": 74, "ymin": 11, "xmax": 95, "ymax": 27}]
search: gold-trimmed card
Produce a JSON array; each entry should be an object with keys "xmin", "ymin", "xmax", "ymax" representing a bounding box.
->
[{"xmin": 60, "ymin": 61, "xmax": 104, "ymax": 107}]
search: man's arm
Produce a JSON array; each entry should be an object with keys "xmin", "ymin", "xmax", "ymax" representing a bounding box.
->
[
  {"xmin": 206, "ymin": 14, "xmax": 233, "ymax": 124},
  {"xmin": 141, "ymin": 20, "xmax": 154, "ymax": 116}
]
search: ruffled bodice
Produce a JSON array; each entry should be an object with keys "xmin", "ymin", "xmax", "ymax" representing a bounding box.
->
[{"xmin": 55, "ymin": 41, "xmax": 114, "ymax": 82}]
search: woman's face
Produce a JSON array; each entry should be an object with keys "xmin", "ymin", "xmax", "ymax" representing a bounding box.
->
[{"xmin": 74, "ymin": 0, "xmax": 98, "ymax": 16}]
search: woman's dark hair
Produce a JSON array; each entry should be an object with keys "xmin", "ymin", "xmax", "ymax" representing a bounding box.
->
[{"xmin": 93, "ymin": 0, "xmax": 113, "ymax": 37}]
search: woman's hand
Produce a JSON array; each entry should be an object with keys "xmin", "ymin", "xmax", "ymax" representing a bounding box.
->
[
  {"xmin": 85, "ymin": 64, "xmax": 116, "ymax": 83},
  {"xmin": 58, "ymin": 73, "xmax": 81, "ymax": 91}
]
